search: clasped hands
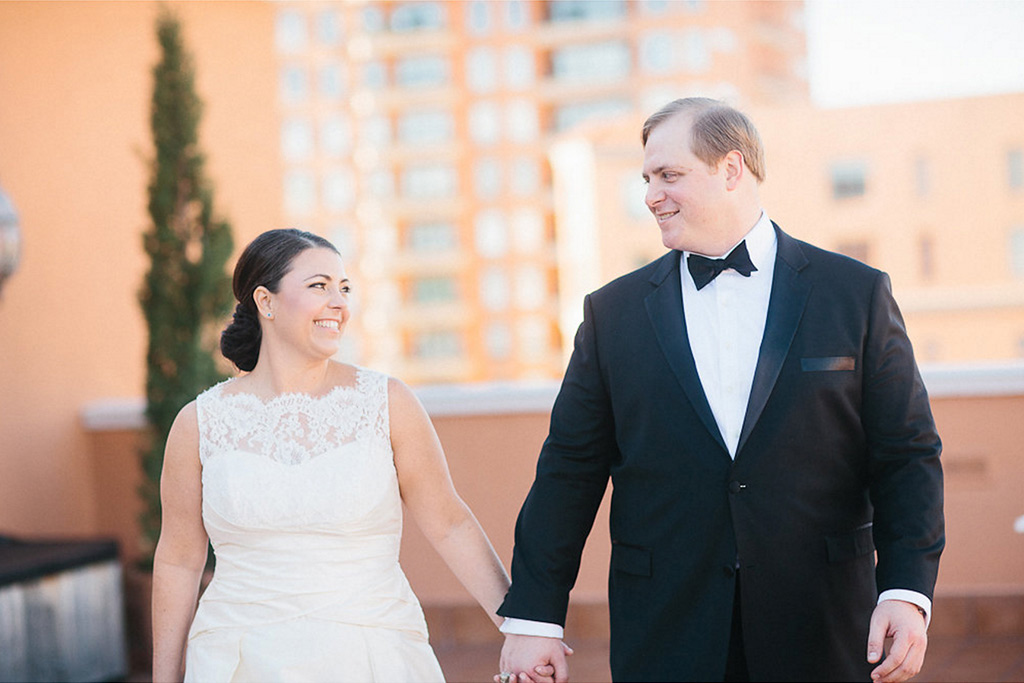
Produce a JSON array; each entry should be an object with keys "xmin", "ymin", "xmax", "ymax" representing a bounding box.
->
[{"xmin": 496, "ymin": 634, "xmax": 573, "ymax": 683}]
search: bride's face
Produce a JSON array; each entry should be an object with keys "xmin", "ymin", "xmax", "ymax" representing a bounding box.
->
[{"xmin": 263, "ymin": 247, "xmax": 351, "ymax": 359}]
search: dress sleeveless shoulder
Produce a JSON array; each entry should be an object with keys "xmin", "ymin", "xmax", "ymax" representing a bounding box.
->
[{"xmin": 185, "ymin": 367, "xmax": 444, "ymax": 682}]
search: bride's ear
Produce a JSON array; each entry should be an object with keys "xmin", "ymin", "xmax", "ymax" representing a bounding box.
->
[{"xmin": 253, "ymin": 287, "xmax": 274, "ymax": 320}]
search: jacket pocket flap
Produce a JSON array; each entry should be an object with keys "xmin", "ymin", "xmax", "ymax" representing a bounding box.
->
[
  {"xmin": 826, "ymin": 523, "xmax": 874, "ymax": 563},
  {"xmin": 801, "ymin": 356, "xmax": 856, "ymax": 371},
  {"xmin": 611, "ymin": 543, "xmax": 652, "ymax": 577}
]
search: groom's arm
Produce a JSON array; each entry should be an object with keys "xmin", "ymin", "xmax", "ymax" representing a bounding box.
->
[
  {"xmin": 498, "ymin": 293, "xmax": 616, "ymax": 624},
  {"xmin": 498, "ymin": 294, "xmax": 617, "ymax": 680}
]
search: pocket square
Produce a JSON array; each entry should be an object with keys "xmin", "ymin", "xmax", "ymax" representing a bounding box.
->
[{"xmin": 801, "ymin": 356, "xmax": 855, "ymax": 371}]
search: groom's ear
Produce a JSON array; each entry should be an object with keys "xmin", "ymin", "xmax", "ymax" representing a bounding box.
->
[{"xmin": 722, "ymin": 150, "xmax": 745, "ymax": 190}]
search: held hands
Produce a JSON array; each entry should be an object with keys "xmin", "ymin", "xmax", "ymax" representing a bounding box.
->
[
  {"xmin": 867, "ymin": 600, "xmax": 928, "ymax": 683},
  {"xmin": 497, "ymin": 633, "xmax": 574, "ymax": 683}
]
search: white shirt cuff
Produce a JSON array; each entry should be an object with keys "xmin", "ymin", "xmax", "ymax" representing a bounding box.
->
[
  {"xmin": 878, "ymin": 589, "xmax": 932, "ymax": 629},
  {"xmin": 500, "ymin": 617, "xmax": 565, "ymax": 639}
]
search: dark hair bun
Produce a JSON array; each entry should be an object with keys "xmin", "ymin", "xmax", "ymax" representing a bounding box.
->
[{"xmin": 220, "ymin": 302, "xmax": 261, "ymax": 371}]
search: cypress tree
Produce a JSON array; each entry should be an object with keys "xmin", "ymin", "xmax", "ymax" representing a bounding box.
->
[{"xmin": 137, "ymin": 10, "xmax": 233, "ymax": 568}]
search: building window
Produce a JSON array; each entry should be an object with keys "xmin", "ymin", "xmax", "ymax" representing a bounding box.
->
[
  {"xmin": 836, "ymin": 240, "xmax": 870, "ymax": 265},
  {"xmin": 321, "ymin": 115, "xmax": 352, "ymax": 158},
  {"xmin": 511, "ymin": 158, "xmax": 540, "ymax": 196},
  {"xmin": 682, "ymin": 29, "xmax": 710, "ymax": 72},
  {"xmin": 284, "ymin": 170, "xmax": 317, "ymax": 215},
  {"xmin": 474, "ymin": 158, "xmax": 503, "ymax": 199},
  {"xmin": 395, "ymin": 55, "xmax": 450, "ymax": 88},
  {"xmin": 551, "ymin": 40, "xmax": 631, "ymax": 83},
  {"xmin": 511, "ymin": 209, "xmax": 545, "ymax": 252},
  {"xmin": 1010, "ymin": 227, "xmax": 1024, "ymax": 277},
  {"xmin": 506, "ymin": 99, "xmax": 539, "ymax": 143},
  {"xmin": 279, "ymin": 65, "xmax": 309, "ymax": 105},
  {"xmin": 467, "ymin": 47, "xmax": 498, "ymax": 93},
  {"xmin": 361, "ymin": 61, "xmax": 387, "ymax": 90},
  {"xmin": 475, "ymin": 210, "xmax": 508, "ymax": 258},
  {"xmin": 469, "ymin": 102, "xmax": 501, "ymax": 145},
  {"xmin": 411, "ymin": 276, "xmax": 458, "ymax": 304},
  {"xmin": 413, "ymin": 330, "xmax": 462, "ymax": 359},
  {"xmin": 555, "ymin": 98, "xmax": 631, "ymax": 132},
  {"xmin": 402, "ymin": 164, "xmax": 457, "ymax": 199},
  {"xmin": 391, "ymin": 2, "xmax": 447, "ymax": 32},
  {"xmin": 519, "ymin": 316, "xmax": 550, "ymax": 360},
  {"xmin": 275, "ymin": 10, "xmax": 307, "ymax": 53},
  {"xmin": 485, "ymin": 322, "xmax": 512, "ymax": 360},
  {"xmin": 467, "ymin": 1, "xmax": 492, "ymax": 34},
  {"xmin": 316, "ymin": 9, "xmax": 342, "ymax": 45},
  {"xmin": 548, "ymin": 0, "xmax": 626, "ymax": 22},
  {"xmin": 367, "ymin": 169, "xmax": 394, "ymax": 198},
  {"xmin": 1009, "ymin": 148, "xmax": 1024, "ymax": 190},
  {"xmin": 831, "ymin": 161, "xmax": 867, "ymax": 200},
  {"xmin": 398, "ymin": 109, "xmax": 455, "ymax": 145},
  {"xmin": 329, "ymin": 224, "xmax": 357, "ymax": 259},
  {"xmin": 323, "ymin": 168, "xmax": 355, "ymax": 213},
  {"xmin": 318, "ymin": 64, "xmax": 346, "ymax": 100},
  {"xmin": 516, "ymin": 265, "xmax": 547, "ymax": 309},
  {"xmin": 504, "ymin": 46, "xmax": 535, "ymax": 90},
  {"xmin": 505, "ymin": 0, "xmax": 528, "ymax": 30},
  {"xmin": 640, "ymin": 33, "xmax": 673, "ymax": 73},
  {"xmin": 361, "ymin": 6, "xmax": 386, "ymax": 32},
  {"xmin": 363, "ymin": 116, "xmax": 391, "ymax": 146},
  {"xmin": 281, "ymin": 118, "xmax": 314, "ymax": 162},
  {"xmin": 480, "ymin": 267, "xmax": 510, "ymax": 310},
  {"xmin": 408, "ymin": 222, "xmax": 457, "ymax": 252}
]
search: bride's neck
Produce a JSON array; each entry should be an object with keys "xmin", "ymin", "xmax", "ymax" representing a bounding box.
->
[{"xmin": 243, "ymin": 354, "xmax": 334, "ymax": 398}]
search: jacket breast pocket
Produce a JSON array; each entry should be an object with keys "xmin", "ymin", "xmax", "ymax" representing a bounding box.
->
[
  {"xmin": 825, "ymin": 523, "xmax": 874, "ymax": 563},
  {"xmin": 611, "ymin": 542, "xmax": 652, "ymax": 577},
  {"xmin": 801, "ymin": 356, "xmax": 856, "ymax": 372}
]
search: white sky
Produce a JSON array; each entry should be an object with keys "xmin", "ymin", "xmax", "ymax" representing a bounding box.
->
[{"xmin": 805, "ymin": 0, "xmax": 1024, "ymax": 108}]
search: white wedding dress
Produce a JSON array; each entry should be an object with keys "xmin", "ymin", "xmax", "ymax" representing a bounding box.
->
[{"xmin": 184, "ymin": 367, "xmax": 444, "ymax": 682}]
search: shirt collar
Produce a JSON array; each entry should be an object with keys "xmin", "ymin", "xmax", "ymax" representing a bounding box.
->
[{"xmin": 682, "ymin": 210, "xmax": 775, "ymax": 270}]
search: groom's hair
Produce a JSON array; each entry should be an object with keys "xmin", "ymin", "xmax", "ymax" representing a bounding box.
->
[{"xmin": 641, "ymin": 97, "xmax": 765, "ymax": 183}]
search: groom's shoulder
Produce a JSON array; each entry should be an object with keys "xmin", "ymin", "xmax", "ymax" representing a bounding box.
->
[{"xmin": 591, "ymin": 250, "xmax": 677, "ymax": 302}]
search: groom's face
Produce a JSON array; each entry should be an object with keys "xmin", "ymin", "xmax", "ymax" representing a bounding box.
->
[{"xmin": 642, "ymin": 113, "xmax": 731, "ymax": 256}]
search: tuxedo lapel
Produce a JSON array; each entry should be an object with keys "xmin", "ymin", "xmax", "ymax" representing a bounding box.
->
[
  {"xmin": 644, "ymin": 252, "xmax": 729, "ymax": 455},
  {"xmin": 737, "ymin": 226, "xmax": 811, "ymax": 455}
]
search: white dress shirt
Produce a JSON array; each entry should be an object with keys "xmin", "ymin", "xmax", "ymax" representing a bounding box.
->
[{"xmin": 502, "ymin": 212, "xmax": 929, "ymax": 639}]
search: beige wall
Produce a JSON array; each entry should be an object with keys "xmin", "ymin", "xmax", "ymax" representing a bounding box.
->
[{"xmin": 0, "ymin": 1, "xmax": 280, "ymax": 534}]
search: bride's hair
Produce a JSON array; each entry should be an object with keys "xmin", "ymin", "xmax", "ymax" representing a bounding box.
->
[{"xmin": 220, "ymin": 228, "xmax": 339, "ymax": 371}]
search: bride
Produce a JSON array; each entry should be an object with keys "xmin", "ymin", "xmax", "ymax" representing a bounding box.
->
[{"xmin": 151, "ymin": 229, "xmax": 546, "ymax": 682}]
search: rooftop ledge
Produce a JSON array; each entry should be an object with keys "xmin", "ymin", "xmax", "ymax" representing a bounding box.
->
[{"xmin": 80, "ymin": 361, "xmax": 1024, "ymax": 432}]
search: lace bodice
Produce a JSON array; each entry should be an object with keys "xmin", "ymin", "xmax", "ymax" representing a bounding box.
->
[{"xmin": 198, "ymin": 367, "xmax": 389, "ymax": 466}]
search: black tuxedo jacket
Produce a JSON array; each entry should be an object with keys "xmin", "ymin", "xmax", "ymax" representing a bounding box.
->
[{"xmin": 498, "ymin": 225, "xmax": 944, "ymax": 682}]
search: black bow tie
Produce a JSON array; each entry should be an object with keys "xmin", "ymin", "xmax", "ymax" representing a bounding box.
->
[{"xmin": 687, "ymin": 241, "xmax": 758, "ymax": 291}]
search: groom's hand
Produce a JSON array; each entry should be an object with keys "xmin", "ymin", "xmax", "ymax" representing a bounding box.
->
[
  {"xmin": 867, "ymin": 600, "xmax": 928, "ymax": 682},
  {"xmin": 498, "ymin": 633, "xmax": 573, "ymax": 683}
]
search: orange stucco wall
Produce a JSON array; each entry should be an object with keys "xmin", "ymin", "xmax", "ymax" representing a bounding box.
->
[{"xmin": 0, "ymin": 1, "xmax": 280, "ymax": 534}]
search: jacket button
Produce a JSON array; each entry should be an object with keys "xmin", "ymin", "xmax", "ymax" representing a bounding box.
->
[
  {"xmin": 728, "ymin": 481, "xmax": 746, "ymax": 494},
  {"xmin": 723, "ymin": 565, "xmax": 736, "ymax": 578}
]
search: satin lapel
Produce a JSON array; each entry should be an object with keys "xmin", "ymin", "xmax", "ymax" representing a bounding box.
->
[
  {"xmin": 644, "ymin": 252, "xmax": 729, "ymax": 454},
  {"xmin": 737, "ymin": 226, "xmax": 811, "ymax": 455}
]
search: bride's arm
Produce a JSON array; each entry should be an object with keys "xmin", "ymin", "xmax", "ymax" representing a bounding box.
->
[
  {"xmin": 389, "ymin": 378, "xmax": 510, "ymax": 628},
  {"xmin": 152, "ymin": 403, "xmax": 209, "ymax": 682}
]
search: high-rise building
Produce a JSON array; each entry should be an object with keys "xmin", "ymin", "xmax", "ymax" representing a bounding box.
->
[{"xmin": 271, "ymin": 0, "xmax": 808, "ymax": 382}]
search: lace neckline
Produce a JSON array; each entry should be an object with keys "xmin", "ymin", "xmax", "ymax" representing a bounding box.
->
[{"xmin": 212, "ymin": 367, "xmax": 369, "ymax": 407}]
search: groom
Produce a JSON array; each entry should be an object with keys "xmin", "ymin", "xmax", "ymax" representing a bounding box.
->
[{"xmin": 497, "ymin": 98, "xmax": 944, "ymax": 682}]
